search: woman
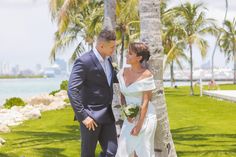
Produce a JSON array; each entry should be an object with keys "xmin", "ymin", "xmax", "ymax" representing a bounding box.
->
[{"xmin": 116, "ymin": 42, "xmax": 157, "ymax": 157}]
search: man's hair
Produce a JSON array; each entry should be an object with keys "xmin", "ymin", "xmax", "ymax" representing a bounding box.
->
[{"xmin": 97, "ymin": 29, "xmax": 116, "ymax": 42}]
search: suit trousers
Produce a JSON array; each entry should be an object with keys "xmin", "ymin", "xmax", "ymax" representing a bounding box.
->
[{"xmin": 80, "ymin": 122, "xmax": 117, "ymax": 157}]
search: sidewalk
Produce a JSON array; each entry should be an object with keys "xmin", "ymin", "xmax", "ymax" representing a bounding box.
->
[{"xmin": 203, "ymin": 90, "xmax": 236, "ymax": 103}]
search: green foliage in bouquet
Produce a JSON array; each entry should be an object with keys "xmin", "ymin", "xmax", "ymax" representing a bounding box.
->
[
  {"xmin": 121, "ymin": 105, "xmax": 140, "ymax": 118},
  {"xmin": 4, "ymin": 97, "xmax": 26, "ymax": 109}
]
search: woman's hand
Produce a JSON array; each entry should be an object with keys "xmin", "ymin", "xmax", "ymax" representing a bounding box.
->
[{"xmin": 130, "ymin": 124, "xmax": 142, "ymax": 136}]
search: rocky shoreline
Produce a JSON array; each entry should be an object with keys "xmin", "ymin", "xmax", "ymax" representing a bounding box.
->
[{"xmin": 0, "ymin": 90, "xmax": 69, "ymax": 146}]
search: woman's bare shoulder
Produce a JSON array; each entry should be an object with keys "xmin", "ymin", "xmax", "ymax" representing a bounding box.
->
[{"xmin": 142, "ymin": 69, "xmax": 153, "ymax": 78}]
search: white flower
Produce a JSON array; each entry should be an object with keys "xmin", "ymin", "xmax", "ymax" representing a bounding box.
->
[
  {"xmin": 112, "ymin": 62, "xmax": 119, "ymax": 70},
  {"xmin": 121, "ymin": 104, "xmax": 140, "ymax": 118}
]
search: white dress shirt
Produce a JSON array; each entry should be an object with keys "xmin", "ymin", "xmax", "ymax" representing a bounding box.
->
[{"xmin": 93, "ymin": 48, "xmax": 112, "ymax": 86}]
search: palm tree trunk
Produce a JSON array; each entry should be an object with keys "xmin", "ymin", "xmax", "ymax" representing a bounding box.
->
[
  {"xmin": 120, "ymin": 30, "xmax": 125, "ymax": 69},
  {"xmin": 234, "ymin": 51, "xmax": 236, "ymax": 84},
  {"xmin": 103, "ymin": 0, "xmax": 116, "ymax": 30},
  {"xmin": 139, "ymin": 0, "xmax": 177, "ymax": 157},
  {"xmin": 211, "ymin": 0, "xmax": 228, "ymax": 81},
  {"xmin": 103, "ymin": 0, "xmax": 123, "ymax": 135},
  {"xmin": 170, "ymin": 61, "xmax": 174, "ymax": 87},
  {"xmin": 189, "ymin": 44, "xmax": 194, "ymax": 95}
]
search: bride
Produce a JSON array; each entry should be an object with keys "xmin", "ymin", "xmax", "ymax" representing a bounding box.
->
[{"xmin": 115, "ymin": 42, "xmax": 157, "ymax": 157}]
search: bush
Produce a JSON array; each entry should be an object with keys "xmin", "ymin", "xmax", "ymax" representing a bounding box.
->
[
  {"xmin": 60, "ymin": 80, "xmax": 68, "ymax": 91},
  {"xmin": 49, "ymin": 89, "xmax": 61, "ymax": 96},
  {"xmin": 64, "ymin": 98, "xmax": 70, "ymax": 104},
  {"xmin": 4, "ymin": 97, "xmax": 26, "ymax": 109},
  {"xmin": 49, "ymin": 80, "xmax": 68, "ymax": 96}
]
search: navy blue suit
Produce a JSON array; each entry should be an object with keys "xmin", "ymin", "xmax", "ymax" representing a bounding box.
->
[{"xmin": 68, "ymin": 50, "xmax": 118, "ymax": 157}]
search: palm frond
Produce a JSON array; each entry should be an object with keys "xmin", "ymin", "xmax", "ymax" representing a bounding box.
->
[{"xmin": 69, "ymin": 42, "xmax": 85, "ymax": 63}]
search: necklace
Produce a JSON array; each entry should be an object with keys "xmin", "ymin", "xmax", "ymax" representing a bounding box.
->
[{"xmin": 130, "ymin": 68, "xmax": 145, "ymax": 73}]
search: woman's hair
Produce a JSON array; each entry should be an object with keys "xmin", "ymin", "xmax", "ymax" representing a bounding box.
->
[{"xmin": 129, "ymin": 42, "xmax": 151, "ymax": 63}]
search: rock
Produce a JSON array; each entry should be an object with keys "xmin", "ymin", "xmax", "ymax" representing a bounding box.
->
[
  {"xmin": 0, "ymin": 138, "xmax": 6, "ymax": 145},
  {"xmin": 0, "ymin": 91, "xmax": 68, "ymax": 128},
  {"xmin": 0, "ymin": 109, "xmax": 24, "ymax": 126},
  {"xmin": 54, "ymin": 90, "xmax": 68, "ymax": 100},
  {"xmin": 0, "ymin": 109, "xmax": 9, "ymax": 114},
  {"xmin": 47, "ymin": 101, "xmax": 66, "ymax": 111},
  {"xmin": 20, "ymin": 105, "xmax": 41, "ymax": 120},
  {"xmin": 25, "ymin": 94, "xmax": 54, "ymax": 106},
  {"xmin": 0, "ymin": 125, "xmax": 11, "ymax": 133}
]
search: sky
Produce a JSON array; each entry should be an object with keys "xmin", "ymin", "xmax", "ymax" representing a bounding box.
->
[
  {"xmin": 0, "ymin": 0, "xmax": 236, "ymax": 70},
  {"xmin": 0, "ymin": 0, "xmax": 57, "ymax": 70}
]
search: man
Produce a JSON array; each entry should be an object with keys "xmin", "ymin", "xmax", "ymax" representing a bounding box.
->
[{"xmin": 68, "ymin": 29, "xmax": 118, "ymax": 157}]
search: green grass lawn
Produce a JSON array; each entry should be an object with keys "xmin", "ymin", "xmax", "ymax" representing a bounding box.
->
[
  {"xmin": 166, "ymin": 84, "xmax": 236, "ymax": 157},
  {"xmin": 0, "ymin": 84, "xmax": 236, "ymax": 157}
]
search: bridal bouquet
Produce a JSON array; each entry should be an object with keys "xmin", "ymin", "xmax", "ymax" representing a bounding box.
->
[{"xmin": 121, "ymin": 104, "xmax": 140, "ymax": 119}]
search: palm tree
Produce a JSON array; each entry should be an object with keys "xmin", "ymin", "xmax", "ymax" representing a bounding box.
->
[
  {"xmin": 104, "ymin": 0, "xmax": 116, "ymax": 30},
  {"xmin": 49, "ymin": 0, "xmax": 104, "ymax": 62},
  {"xmin": 162, "ymin": 6, "xmax": 188, "ymax": 87},
  {"xmin": 211, "ymin": 0, "xmax": 228, "ymax": 81},
  {"xmin": 49, "ymin": 0, "xmax": 140, "ymax": 66},
  {"xmin": 174, "ymin": 2, "xmax": 217, "ymax": 95},
  {"xmin": 163, "ymin": 40, "xmax": 188, "ymax": 87},
  {"xmin": 218, "ymin": 19, "xmax": 236, "ymax": 84},
  {"xmin": 139, "ymin": 0, "xmax": 177, "ymax": 156},
  {"xmin": 116, "ymin": 0, "xmax": 140, "ymax": 68}
]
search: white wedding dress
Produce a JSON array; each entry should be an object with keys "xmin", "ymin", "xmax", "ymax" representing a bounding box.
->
[{"xmin": 115, "ymin": 68, "xmax": 157, "ymax": 157}]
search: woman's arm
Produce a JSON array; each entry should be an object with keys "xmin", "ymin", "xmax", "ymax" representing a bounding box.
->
[{"xmin": 131, "ymin": 90, "xmax": 152, "ymax": 136}]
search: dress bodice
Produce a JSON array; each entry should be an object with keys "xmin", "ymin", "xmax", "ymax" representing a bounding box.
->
[{"xmin": 117, "ymin": 68, "xmax": 157, "ymax": 116}]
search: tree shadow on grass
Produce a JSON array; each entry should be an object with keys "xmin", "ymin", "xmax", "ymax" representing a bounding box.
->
[
  {"xmin": 171, "ymin": 126, "xmax": 202, "ymax": 134},
  {"xmin": 172, "ymin": 126, "xmax": 236, "ymax": 157},
  {"xmin": 0, "ymin": 153, "xmax": 13, "ymax": 157},
  {"xmin": 177, "ymin": 148, "xmax": 236, "ymax": 157},
  {"xmin": 34, "ymin": 147, "xmax": 67, "ymax": 157},
  {"xmin": 9, "ymin": 130, "xmax": 80, "ymax": 149},
  {"xmin": 7, "ymin": 123, "xmax": 81, "ymax": 149}
]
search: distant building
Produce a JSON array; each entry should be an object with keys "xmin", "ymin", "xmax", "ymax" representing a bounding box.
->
[
  {"xmin": 19, "ymin": 69, "xmax": 35, "ymax": 76},
  {"xmin": 55, "ymin": 58, "xmax": 67, "ymax": 73},
  {"xmin": 35, "ymin": 64, "xmax": 44, "ymax": 75},
  {"xmin": 44, "ymin": 63, "xmax": 61, "ymax": 77},
  {"xmin": 11, "ymin": 65, "xmax": 20, "ymax": 76},
  {"xmin": 201, "ymin": 60, "xmax": 211, "ymax": 69}
]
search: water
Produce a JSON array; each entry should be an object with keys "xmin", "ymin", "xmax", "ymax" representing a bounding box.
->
[
  {"xmin": 0, "ymin": 77, "xmax": 67, "ymax": 106},
  {"xmin": 0, "ymin": 78, "xmax": 231, "ymax": 106}
]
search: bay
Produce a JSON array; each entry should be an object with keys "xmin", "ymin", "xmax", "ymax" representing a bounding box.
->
[{"xmin": 0, "ymin": 77, "xmax": 67, "ymax": 106}]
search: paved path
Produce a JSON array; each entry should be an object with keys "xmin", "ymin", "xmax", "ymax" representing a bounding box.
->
[{"xmin": 203, "ymin": 90, "xmax": 236, "ymax": 103}]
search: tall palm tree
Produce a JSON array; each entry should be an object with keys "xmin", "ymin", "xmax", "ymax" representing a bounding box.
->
[
  {"xmin": 49, "ymin": 0, "xmax": 103, "ymax": 62},
  {"xmin": 104, "ymin": 0, "xmax": 116, "ymax": 30},
  {"xmin": 49, "ymin": 0, "xmax": 140, "ymax": 66},
  {"xmin": 139, "ymin": 0, "xmax": 177, "ymax": 156},
  {"xmin": 218, "ymin": 19, "xmax": 236, "ymax": 84},
  {"xmin": 211, "ymin": 0, "xmax": 228, "ymax": 81},
  {"xmin": 174, "ymin": 2, "xmax": 217, "ymax": 95},
  {"xmin": 162, "ymin": 6, "xmax": 188, "ymax": 87},
  {"xmin": 163, "ymin": 40, "xmax": 188, "ymax": 87}
]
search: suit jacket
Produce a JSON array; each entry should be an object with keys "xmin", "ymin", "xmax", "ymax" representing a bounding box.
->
[{"xmin": 68, "ymin": 50, "xmax": 118, "ymax": 124}]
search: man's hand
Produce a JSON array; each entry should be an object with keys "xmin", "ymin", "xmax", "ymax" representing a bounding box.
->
[{"xmin": 82, "ymin": 117, "xmax": 98, "ymax": 131}]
